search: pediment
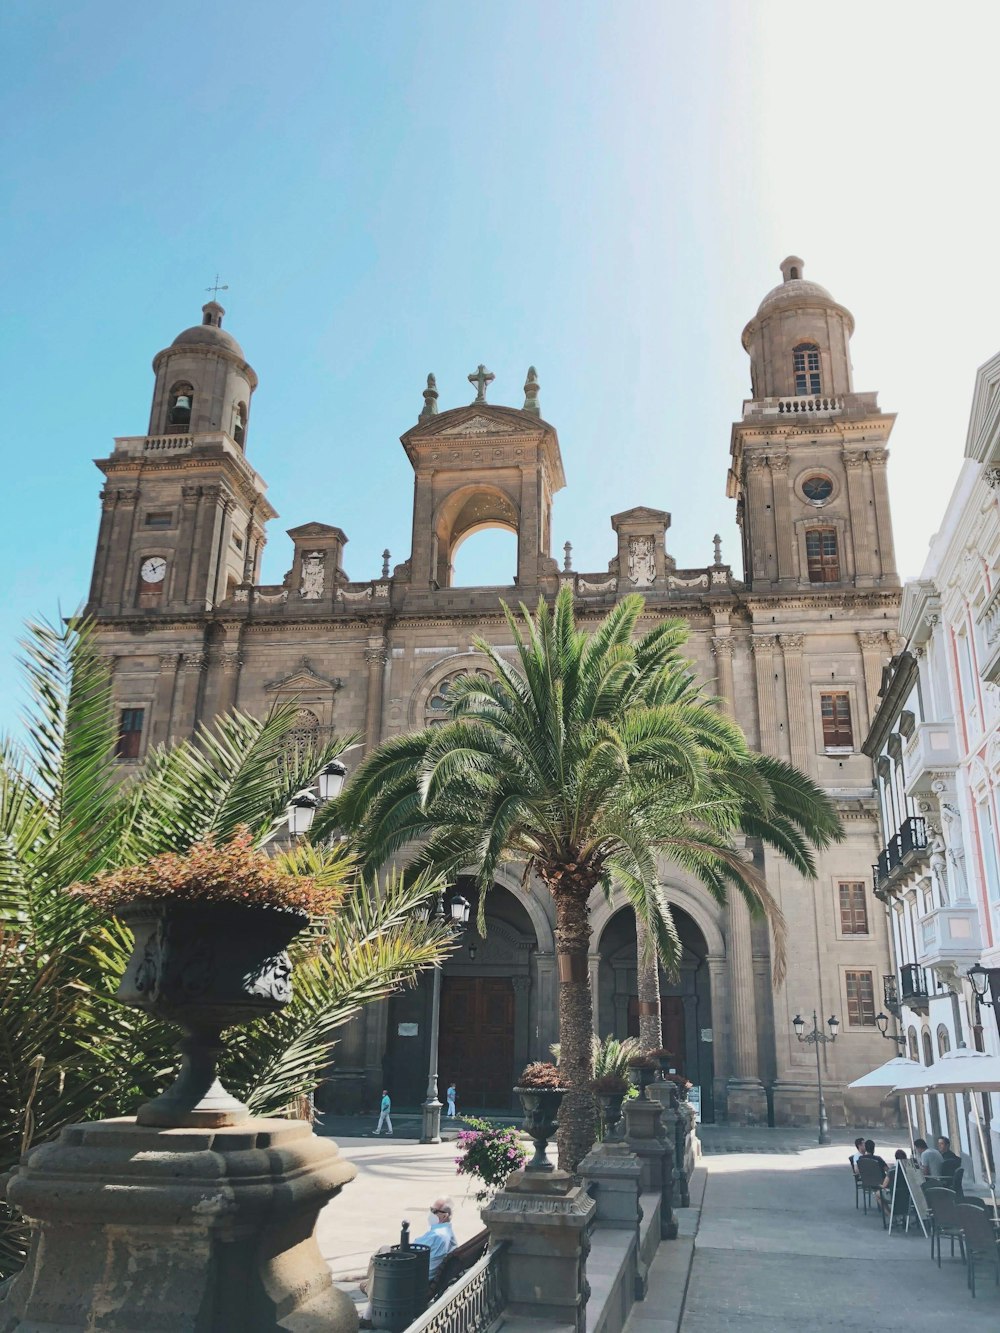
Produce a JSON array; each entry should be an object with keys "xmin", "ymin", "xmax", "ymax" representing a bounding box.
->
[
  {"xmin": 965, "ymin": 350, "xmax": 1000, "ymax": 463},
  {"xmin": 286, "ymin": 522, "xmax": 349, "ymax": 543},
  {"xmin": 438, "ymin": 414, "xmax": 519, "ymax": 436},
  {"xmin": 265, "ymin": 656, "xmax": 342, "ymax": 693},
  {"xmin": 611, "ymin": 506, "xmax": 671, "ymax": 527},
  {"xmin": 403, "ymin": 403, "xmax": 549, "ymax": 443}
]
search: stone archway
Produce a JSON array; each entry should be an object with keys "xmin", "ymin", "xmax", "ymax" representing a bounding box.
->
[
  {"xmin": 596, "ymin": 903, "xmax": 716, "ymax": 1123},
  {"xmin": 432, "ymin": 483, "xmax": 520, "ymax": 588}
]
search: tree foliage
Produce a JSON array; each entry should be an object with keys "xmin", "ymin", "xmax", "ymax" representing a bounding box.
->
[{"xmin": 0, "ymin": 618, "xmax": 454, "ymax": 1278}]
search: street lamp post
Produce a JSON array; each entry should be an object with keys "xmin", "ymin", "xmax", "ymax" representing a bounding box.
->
[
  {"xmin": 793, "ymin": 1010, "xmax": 840, "ymax": 1145},
  {"xmin": 874, "ymin": 1012, "xmax": 907, "ymax": 1048},
  {"xmin": 420, "ymin": 892, "xmax": 471, "ymax": 1144}
]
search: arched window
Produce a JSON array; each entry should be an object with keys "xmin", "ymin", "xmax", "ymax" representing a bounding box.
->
[
  {"xmin": 907, "ymin": 1026, "xmax": 919, "ymax": 1063},
  {"xmin": 793, "ymin": 343, "xmax": 821, "ymax": 396},
  {"xmin": 805, "ymin": 528, "xmax": 840, "ymax": 583},
  {"xmin": 922, "ymin": 1030, "xmax": 934, "ymax": 1067},
  {"xmin": 280, "ymin": 708, "xmax": 321, "ymax": 776},
  {"xmin": 232, "ymin": 401, "xmax": 247, "ymax": 448},
  {"xmin": 937, "ymin": 1024, "xmax": 951, "ymax": 1057},
  {"xmin": 789, "ymin": 265, "xmax": 800, "ymax": 280},
  {"xmin": 168, "ymin": 383, "xmax": 194, "ymax": 429},
  {"xmin": 425, "ymin": 670, "xmax": 474, "ymax": 726}
]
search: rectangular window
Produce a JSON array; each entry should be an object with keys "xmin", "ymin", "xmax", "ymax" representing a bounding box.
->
[
  {"xmin": 978, "ymin": 801, "xmax": 1000, "ymax": 904},
  {"xmin": 116, "ymin": 708, "xmax": 144, "ymax": 760},
  {"xmin": 845, "ymin": 969, "xmax": 876, "ymax": 1027},
  {"xmin": 821, "ymin": 692, "xmax": 854, "ymax": 751},
  {"xmin": 144, "ymin": 512, "xmax": 172, "ymax": 528},
  {"xmin": 806, "ymin": 528, "xmax": 840, "ymax": 582},
  {"xmin": 839, "ymin": 881, "xmax": 869, "ymax": 934}
]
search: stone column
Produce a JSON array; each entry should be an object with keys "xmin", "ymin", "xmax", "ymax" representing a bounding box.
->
[
  {"xmin": 175, "ymin": 651, "xmax": 207, "ymax": 741},
  {"xmin": 843, "ymin": 452, "xmax": 873, "ymax": 583},
  {"xmin": 779, "ymin": 633, "xmax": 809, "ymax": 774},
  {"xmin": 363, "ymin": 640, "xmax": 388, "ymax": 753},
  {"xmin": 711, "ymin": 634, "xmax": 735, "ymax": 715},
  {"xmin": 725, "ymin": 890, "xmax": 767, "ymax": 1124},
  {"xmin": 88, "ymin": 487, "xmax": 119, "ymax": 609},
  {"xmin": 858, "ymin": 631, "xmax": 889, "ymax": 727},
  {"xmin": 482, "ymin": 1173, "xmax": 596, "ymax": 1333},
  {"xmin": 150, "ymin": 652, "xmax": 182, "ymax": 749},
  {"xmin": 111, "ymin": 487, "xmax": 141, "ymax": 612},
  {"xmin": 517, "ymin": 464, "xmax": 540, "ymax": 587},
  {"xmin": 1, "ymin": 1118, "xmax": 359, "ymax": 1332},
  {"xmin": 751, "ymin": 635, "xmax": 780, "ymax": 756},
  {"xmin": 745, "ymin": 456, "xmax": 775, "ymax": 584},
  {"xmin": 868, "ymin": 447, "xmax": 897, "ymax": 580},
  {"xmin": 769, "ymin": 455, "xmax": 795, "ymax": 583}
]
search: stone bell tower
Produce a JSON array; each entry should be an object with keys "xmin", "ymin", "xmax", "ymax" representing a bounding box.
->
[
  {"xmin": 729, "ymin": 257, "xmax": 898, "ymax": 592},
  {"xmin": 397, "ymin": 365, "xmax": 565, "ymax": 590},
  {"xmin": 87, "ymin": 302, "xmax": 275, "ymax": 618}
]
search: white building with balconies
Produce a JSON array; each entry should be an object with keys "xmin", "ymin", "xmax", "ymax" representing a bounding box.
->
[{"xmin": 864, "ymin": 350, "xmax": 1000, "ymax": 1178}]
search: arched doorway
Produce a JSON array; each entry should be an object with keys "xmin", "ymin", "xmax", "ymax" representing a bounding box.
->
[
  {"xmin": 383, "ymin": 880, "xmax": 539, "ymax": 1110},
  {"xmin": 597, "ymin": 904, "xmax": 716, "ymax": 1122}
]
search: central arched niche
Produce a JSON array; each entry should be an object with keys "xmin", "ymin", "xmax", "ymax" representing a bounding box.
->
[
  {"xmin": 433, "ymin": 483, "xmax": 519, "ymax": 587},
  {"xmin": 597, "ymin": 903, "xmax": 716, "ymax": 1122}
]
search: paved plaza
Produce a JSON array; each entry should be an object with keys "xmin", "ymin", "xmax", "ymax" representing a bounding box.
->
[{"xmin": 316, "ymin": 1123, "xmax": 1000, "ymax": 1330}]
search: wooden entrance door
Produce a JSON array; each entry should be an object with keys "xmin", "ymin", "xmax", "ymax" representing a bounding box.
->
[
  {"xmin": 439, "ymin": 977, "xmax": 515, "ymax": 1109},
  {"xmin": 626, "ymin": 995, "xmax": 687, "ymax": 1074}
]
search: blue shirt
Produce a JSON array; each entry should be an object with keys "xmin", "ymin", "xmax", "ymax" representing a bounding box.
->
[
  {"xmin": 380, "ymin": 1094, "xmax": 391, "ymax": 1113},
  {"xmin": 412, "ymin": 1221, "xmax": 457, "ymax": 1278}
]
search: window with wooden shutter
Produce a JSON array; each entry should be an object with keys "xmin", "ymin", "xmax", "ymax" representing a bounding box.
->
[
  {"xmin": 793, "ymin": 343, "xmax": 822, "ymax": 395},
  {"xmin": 821, "ymin": 692, "xmax": 853, "ymax": 751},
  {"xmin": 116, "ymin": 708, "xmax": 145, "ymax": 760},
  {"xmin": 845, "ymin": 970, "xmax": 876, "ymax": 1027},
  {"xmin": 805, "ymin": 528, "xmax": 840, "ymax": 582},
  {"xmin": 838, "ymin": 881, "xmax": 869, "ymax": 935}
]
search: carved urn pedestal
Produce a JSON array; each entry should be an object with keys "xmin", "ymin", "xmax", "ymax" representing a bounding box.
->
[
  {"xmin": 482, "ymin": 1169, "xmax": 596, "ymax": 1333},
  {"xmin": 0, "ymin": 900, "xmax": 360, "ymax": 1331},
  {"xmin": 1, "ymin": 1118, "xmax": 359, "ymax": 1332}
]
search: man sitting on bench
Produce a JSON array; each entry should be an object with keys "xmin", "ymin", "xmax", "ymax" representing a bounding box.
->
[{"xmin": 359, "ymin": 1198, "xmax": 457, "ymax": 1327}]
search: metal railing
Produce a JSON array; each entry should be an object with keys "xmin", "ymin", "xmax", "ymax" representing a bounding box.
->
[
  {"xmin": 873, "ymin": 816, "xmax": 929, "ymax": 893},
  {"xmin": 899, "ymin": 962, "xmax": 930, "ymax": 1007},
  {"xmin": 883, "ymin": 974, "xmax": 899, "ymax": 1017},
  {"xmin": 405, "ymin": 1244, "xmax": 506, "ymax": 1333},
  {"xmin": 899, "ymin": 815, "xmax": 928, "ymax": 858}
]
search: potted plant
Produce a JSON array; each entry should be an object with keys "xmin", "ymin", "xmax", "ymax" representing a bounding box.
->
[
  {"xmin": 70, "ymin": 826, "xmax": 340, "ymax": 1129},
  {"xmin": 626, "ymin": 1052, "xmax": 657, "ymax": 1095},
  {"xmin": 646, "ymin": 1047, "xmax": 675, "ymax": 1077},
  {"xmin": 592, "ymin": 1072, "xmax": 629, "ymax": 1142},
  {"xmin": 513, "ymin": 1062, "xmax": 568, "ymax": 1172},
  {"xmin": 454, "ymin": 1116, "xmax": 528, "ymax": 1202},
  {"xmin": 663, "ymin": 1072, "xmax": 693, "ymax": 1102}
]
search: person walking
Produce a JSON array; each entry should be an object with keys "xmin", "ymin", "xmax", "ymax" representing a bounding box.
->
[
  {"xmin": 446, "ymin": 1082, "xmax": 457, "ymax": 1118},
  {"xmin": 375, "ymin": 1089, "xmax": 393, "ymax": 1136}
]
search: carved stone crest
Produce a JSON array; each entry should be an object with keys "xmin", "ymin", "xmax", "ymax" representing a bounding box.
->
[
  {"xmin": 627, "ymin": 535, "xmax": 656, "ymax": 586},
  {"xmin": 300, "ymin": 551, "xmax": 325, "ymax": 600}
]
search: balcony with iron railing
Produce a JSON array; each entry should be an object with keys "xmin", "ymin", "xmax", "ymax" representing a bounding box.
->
[
  {"xmin": 898, "ymin": 962, "xmax": 931, "ymax": 1013},
  {"xmin": 872, "ymin": 816, "xmax": 929, "ymax": 895},
  {"xmin": 882, "ymin": 974, "xmax": 899, "ymax": 1018}
]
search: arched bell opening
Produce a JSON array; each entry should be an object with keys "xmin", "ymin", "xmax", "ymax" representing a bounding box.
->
[
  {"xmin": 432, "ymin": 485, "xmax": 520, "ymax": 589},
  {"xmin": 596, "ymin": 903, "xmax": 716, "ymax": 1122}
]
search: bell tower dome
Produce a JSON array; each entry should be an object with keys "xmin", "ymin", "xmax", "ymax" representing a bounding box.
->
[
  {"xmin": 148, "ymin": 301, "xmax": 258, "ymax": 451},
  {"xmin": 741, "ymin": 256, "xmax": 855, "ymax": 402}
]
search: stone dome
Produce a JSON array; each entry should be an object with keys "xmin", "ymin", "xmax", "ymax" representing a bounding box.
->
[
  {"xmin": 169, "ymin": 302, "xmax": 246, "ymax": 359},
  {"xmin": 756, "ymin": 277, "xmax": 835, "ymax": 317}
]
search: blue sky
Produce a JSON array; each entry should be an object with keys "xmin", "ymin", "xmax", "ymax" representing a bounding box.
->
[{"xmin": 3, "ymin": 1, "xmax": 1000, "ymax": 734}]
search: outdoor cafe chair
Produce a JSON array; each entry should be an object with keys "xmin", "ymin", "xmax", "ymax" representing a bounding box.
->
[
  {"xmin": 924, "ymin": 1187, "xmax": 966, "ymax": 1267},
  {"xmin": 849, "ymin": 1158, "xmax": 863, "ymax": 1209},
  {"xmin": 856, "ymin": 1156, "xmax": 887, "ymax": 1225},
  {"xmin": 956, "ymin": 1203, "xmax": 1000, "ymax": 1298}
]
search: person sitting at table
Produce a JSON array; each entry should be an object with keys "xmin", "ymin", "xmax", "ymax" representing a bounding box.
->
[
  {"xmin": 936, "ymin": 1135, "xmax": 961, "ymax": 1179},
  {"xmin": 849, "ymin": 1136, "xmax": 866, "ymax": 1174},
  {"xmin": 876, "ymin": 1148, "xmax": 910, "ymax": 1216},
  {"xmin": 914, "ymin": 1137, "xmax": 945, "ymax": 1178}
]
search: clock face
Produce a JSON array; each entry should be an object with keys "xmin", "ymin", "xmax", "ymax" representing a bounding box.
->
[{"xmin": 140, "ymin": 557, "xmax": 167, "ymax": 585}]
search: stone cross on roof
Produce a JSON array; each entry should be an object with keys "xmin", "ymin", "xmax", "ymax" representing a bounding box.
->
[{"xmin": 468, "ymin": 364, "xmax": 495, "ymax": 403}]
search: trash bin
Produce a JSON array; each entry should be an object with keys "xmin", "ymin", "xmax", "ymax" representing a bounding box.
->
[{"xmin": 371, "ymin": 1222, "xmax": 431, "ymax": 1331}]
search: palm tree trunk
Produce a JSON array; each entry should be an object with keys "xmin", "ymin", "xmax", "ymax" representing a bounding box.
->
[
  {"xmin": 552, "ymin": 881, "xmax": 597, "ymax": 1173},
  {"xmin": 635, "ymin": 914, "xmax": 662, "ymax": 1053}
]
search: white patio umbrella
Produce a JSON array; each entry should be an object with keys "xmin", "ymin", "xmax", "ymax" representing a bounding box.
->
[
  {"xmin": 849, "ymin": 1056, "xmax": 923, "ymax": 1151},
  {"xmin": 892, "ymin": 1047, "xmax": 999, "ymax": 1206}
]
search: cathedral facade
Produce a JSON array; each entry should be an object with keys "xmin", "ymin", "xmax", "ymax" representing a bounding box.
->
[{"xmin": 85, "ymin": 258, "xmax": 901, "ymax": 1124}]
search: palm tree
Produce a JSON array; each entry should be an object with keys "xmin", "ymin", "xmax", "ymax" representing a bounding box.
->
[
  {"xmin": 0, "ymin": 618, "xmax": 455, "ymax": 1278},
  {"xmin": 333, "ymin": 588, "xmax": 842, "ymax": 1171}
]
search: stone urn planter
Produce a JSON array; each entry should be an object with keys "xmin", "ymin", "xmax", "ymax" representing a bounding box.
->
[
  {"xmin": 596, "ymin": 1090, "xmax": 627, "ymax": 1143},
  {"xmin": 628, "ymin": 1060, "xmax": 657, "ymax": 1097},
  {"xmin": 513, "ymin": 1084, "xmax": 568, "ymax": 1172},
  {"xmin": 116, "ymin": 899, "xmax": 308, "ymax": 1127}
]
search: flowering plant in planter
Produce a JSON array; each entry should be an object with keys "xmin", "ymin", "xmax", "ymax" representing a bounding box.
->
[
  {"xmin": 592, "ymin": 1072, "xmax": 630, "ymax": 1096},
  {"xmin": 645, "ymin": 1047, "xmax": 675, "ymax": 1064},
  {"xmin": 69, "ymin": 826, "xmax": 341, "ymax": 917},
  {"xmin": 514, "ymin": 1061, "xmax": 567, "ymax": 1090},
  {"xmin": 455, "ymin": 1117, "xmax": 527, "ymax": 1202}
]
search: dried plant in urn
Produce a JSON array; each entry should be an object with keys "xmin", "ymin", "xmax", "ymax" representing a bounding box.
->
[
  {"xmin": 513, "ymin": 1063, "xmax": 568, "ymax": 1171},
  {"xmin": 70, "ymin": 826, "xmax": 333, "ymax": 1129}
]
